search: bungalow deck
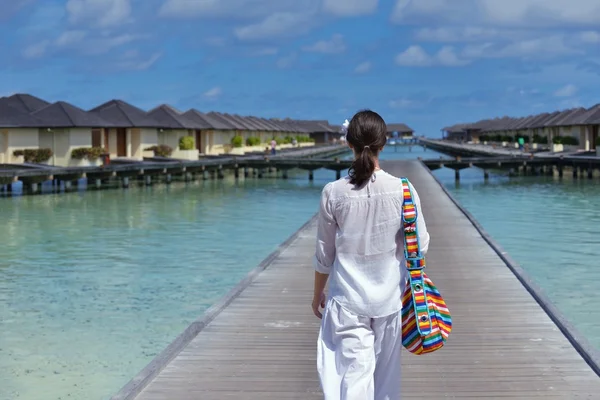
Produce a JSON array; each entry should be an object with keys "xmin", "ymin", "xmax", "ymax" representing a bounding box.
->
[{"xmin": 113, "ymin": 160, "xmax": 600, "ymax": 400}]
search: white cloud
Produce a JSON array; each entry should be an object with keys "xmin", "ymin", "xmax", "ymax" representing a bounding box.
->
[
  {"xmin": 580, "ymin": 31, "xmax": 600, "ymax": 43},
  {"xmin": 389, "ymin": 98, "xmax": 416, "ymax": 108},
  {"xmin": 414, "ymin": 26, "xmax": 515, "ymax": 42},
  {"xmin": 395, "ymin": 45, "xmax": 432, "ymax": 66},
  {"xmin": 54, "ymin": 30, "xmax": 88, "ymax": 47},
  {"xmin": 234, "ymin": 12, "xmax": 313, "ymax": 40},
  {"xmin": 276, "ymin": 52, "xmax": 297, "ymax": 68},
  {"xmin": 22, "ymin": 40, "xmax": 50, "ymax": 59},
  {"xmin": 354, "ymin": 61, "xmax": 371, "ymax": 73},
  {"xmin": 204, "ymin": 87, "xmax": 222, "ymax": 98},
  {"xmin": 554, "ymin": 84, "xmax": 577, "ymax": 97},
  {"xmin": 461, "ymin": 35, "xmax": 578, "ymax": 59},
  {"xmin": 302, "ymin": 34, "xmax": 345, "ymax": 54},
  {"xmin": 392, "ymin": 0, "xmax": 600, "ymax": 27},
  {"xmin": 159, "ymin": 0, "xmax": 316, "ymax": 19},
  {"xmin": 22, "ymin": 30, "xmax": 144, "ymax": 59},
  {"xmin": 395, "ymin": 45, "xmax": 469, "ymax": 67},
  {"xmin": 66, "ymin": 0, "xmax": 132, "ymax": 27},
  {"xmin": 322, "ymin": 0, "xmax": 378, "ymax": 16},
  {"xmin": 437, "ymin": 46, "xmax": 470, "ymax": 66},
  {"xmin": 114, "ymin": 50, "xmax": 162, "ymax": 71}
]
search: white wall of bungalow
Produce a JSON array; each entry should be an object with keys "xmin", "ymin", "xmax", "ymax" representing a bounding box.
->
[
  {"xmin": 0, "ymin": 128, "xmax": 39, "ymax": 164},
  {"xmin": 157, "ymin": 128, "xmax": 195, "ymax": 153},
  {"xmin": 102, "ymin": 127, "xmax": 159, "ymax": 160},
  {"xmin": 1, "ymin": 127, "xmax": 106, "ymax": 167}
]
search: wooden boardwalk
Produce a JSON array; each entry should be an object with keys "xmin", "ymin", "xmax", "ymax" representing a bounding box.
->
[{"xmin": 124, "ymin": 160, "xmax": 600, "ymax": 400}]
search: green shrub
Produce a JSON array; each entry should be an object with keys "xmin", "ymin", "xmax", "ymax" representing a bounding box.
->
[
  {"xmin": 552, "ymin": 136, "xmax": 562, "ymax": 144},
  {"xmin": 532, "ymin": 134, "xmax": 548, "ymax": 144},
  {"xmin": 231, "ymin": 135, "xmax": 243, "ymax": 148},
  {"xmin": 144, "ymin": 145, "xmax": 173, "ymax": 157},
  {"xmin": 561, "ymin": 136, "xmax": 579, "ymax": 145},
  {"xmin": 246, "ymin": 136, "xmax": 261, "ymax": 146},
  {"xmin": 283, "ymin": 136, "xmax": 293, "ymax": 144},
  {"xmin": 296, "ymin": 135, "xmax": 314, "ymax": 143},
  {"xmin": 13, "ymin": 148, "xmax": 53, "ymax": 163},
  {"xmin": 71, "ymin": 147, "xmax": 105, "ymax": 160},
  {"xmin": 179, "ymin": 136, "xmax": 195, "ymax": 150}
]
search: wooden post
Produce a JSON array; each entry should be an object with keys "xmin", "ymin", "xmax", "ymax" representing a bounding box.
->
[
  {"xmin": 145, "ymin": 175, "xmax": 152, "ymax": 186},
  {"xmin": 309, "ymin": 170, "xmax": 314, "ymax": 181},
  {"xmin": 122, "ymin": 177, "xmax": 130, "ymax": 188},
  {"xmin": 336, "ymin": 170, "xmax": 341, "ymax": 180},
  {"xmin": 282, "ymin": 170, "xmax": 288, "ymax": 179},
  {"xmin": 166, "ymin": 174, "xmax": 172, "ymax": 184},
  {"xmin": 483, "ymin": 170, "xmax": 489, "ymax": 180}
]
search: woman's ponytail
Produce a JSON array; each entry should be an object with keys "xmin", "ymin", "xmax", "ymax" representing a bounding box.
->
[{"xmin": 349, "ymin": 146, "xmax": 376, "ymax": 186}]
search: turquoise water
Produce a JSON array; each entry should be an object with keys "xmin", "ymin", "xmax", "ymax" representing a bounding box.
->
[
  {"xmin": 431, "ymin": 165, "xmax": 600, "ymax": 348},
  {"xmin": 1, "ymin": 144, "xmax": 599, "ymax": 400}
]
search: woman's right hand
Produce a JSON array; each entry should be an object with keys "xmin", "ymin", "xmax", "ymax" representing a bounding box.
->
[{"xmin": 312, "ymin": 292, "xmax": 326, "ymax": 319}]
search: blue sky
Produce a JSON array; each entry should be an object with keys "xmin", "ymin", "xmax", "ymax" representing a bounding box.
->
[{"xmin": 1, "ymin": 0, "xmax": 600, "ymax": 136}]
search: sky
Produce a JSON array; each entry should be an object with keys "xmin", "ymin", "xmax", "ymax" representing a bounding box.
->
[{"xmin": 1, "ymin": 0, "xmax": 600, "ymax": 137}]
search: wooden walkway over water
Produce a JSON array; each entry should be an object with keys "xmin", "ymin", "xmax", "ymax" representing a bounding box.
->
[{"xmin": 117, "ymin": 160, "xmax": 600, "ymax": 400}]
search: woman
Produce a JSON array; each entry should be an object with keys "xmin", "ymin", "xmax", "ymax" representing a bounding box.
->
[{"xmin": 312, "ymin": 110, "xmax": 430, "ymax": 400}]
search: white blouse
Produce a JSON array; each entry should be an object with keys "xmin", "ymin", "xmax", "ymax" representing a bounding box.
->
[{"xmin": 314, "ymin": 169, "xmax": 430, "ymax": 318}]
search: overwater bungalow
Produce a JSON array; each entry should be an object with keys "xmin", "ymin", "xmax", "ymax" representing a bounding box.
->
[
  {"xmin": 38, "ymin": 101, "xmax": 115, "ymax": 165},
  {"xmin": 25, "ymin": 101, "xmax": 114, "ymax": 166},
  {"xmin": 0, "ymin": 102, "xmax": 46, "ymax": 164},
  {"xmin": 294, "ymin": 120, "xmax": 337, "ymax": 144},
  {"xmin": 387, "ymin": 123, "xmax": 414, "ymax": 141},
  {"xmin": 203, "ymin": 112, "xmax": 250, "ymax": 154},
  {"xmin": 180, "ymin": 109, "xmax": 224, "ymax": 155},
  {"xmin": 89, "ymin": 99, "xmax": 161, "ymax": 160},
  {"xmin": 0, "ymin": 99, "xmax": 117, "ymax": 167},
  {"xmin": 443, "ymin": 102, "xmax": 600, "ymax": 153},
  {"xmin": 147, "ymin": 104, "xmax": 200, "ymax": 160},
  {"xmin": 562, "ymin": 104, "xmax": 600, "ymax": 151},
  {"xmin": 1, "ymin": 92, "xmax": 341, "ymax": 161},
  {"xmin": 245, "ymin": 115, "xmax": 278, "ymax": 144}
]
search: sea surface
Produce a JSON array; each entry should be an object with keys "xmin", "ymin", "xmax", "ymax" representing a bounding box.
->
[{"xmin": 1, "ymin": 145, "xmax": 599, "ymax": 399}]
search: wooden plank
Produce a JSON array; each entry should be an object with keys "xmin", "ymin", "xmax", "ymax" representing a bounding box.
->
[{"xmin": 127, "ymin": 160, "xmax": 600, "ymax": 400}]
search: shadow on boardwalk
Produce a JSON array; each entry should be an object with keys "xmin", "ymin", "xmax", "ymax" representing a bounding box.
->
[{"xmin": 114, "ymin": 160, "xmax": 600, "ymax": 400}]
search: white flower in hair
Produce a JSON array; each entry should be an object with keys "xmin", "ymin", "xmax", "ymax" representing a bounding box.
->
[{"xmin": 341, "ymin": 119, "xmax": 350, "ymax": 134}]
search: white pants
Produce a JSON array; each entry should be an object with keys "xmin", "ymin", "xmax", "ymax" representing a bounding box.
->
[{"xmin": 317, "ymin": 298, "xmax": 402, "ymax": 400}]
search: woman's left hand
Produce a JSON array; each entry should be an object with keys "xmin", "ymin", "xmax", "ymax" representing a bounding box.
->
[{"xmin": 312, "ymin": 292, "xmax": 326, "ymax": 319}]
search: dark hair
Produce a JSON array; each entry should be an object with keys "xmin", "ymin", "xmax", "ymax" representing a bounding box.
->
[{"xmin": 346, "ymin": 110, "xmax": 387, "ymax": 186}]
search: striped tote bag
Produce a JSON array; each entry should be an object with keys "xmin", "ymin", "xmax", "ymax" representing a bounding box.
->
[{"xmin": 399, "ymin": 177, "xmax": 452, "ymax": 355}]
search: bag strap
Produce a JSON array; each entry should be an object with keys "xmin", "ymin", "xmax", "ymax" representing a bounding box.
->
[{"xmin": 400, "ymin": 178, "xmax": 433, "ymax": 335}]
